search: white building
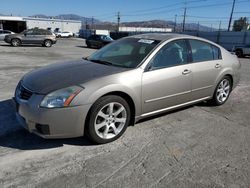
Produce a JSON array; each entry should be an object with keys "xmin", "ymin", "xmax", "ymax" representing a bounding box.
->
[
  {"xmin": 0, "ymin": 16, "xmax": 81, "ymax": 33},
  {"xmin": 119, "ymin": 26, "xmax": 172, "ymax": 33}
]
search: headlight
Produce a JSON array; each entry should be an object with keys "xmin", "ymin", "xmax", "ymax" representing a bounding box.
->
[{"xmin": 40, "ymin": 86, "xmax": 83, "ymax": 108}]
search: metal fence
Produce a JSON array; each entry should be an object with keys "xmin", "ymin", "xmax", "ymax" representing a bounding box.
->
[
  {"xmin": 181, "ymin": 31, "xmax": 250, "ymax": 50},
  {"xmin": 79, "ymin": 28, "xmax": 250, "ymax": 51}
]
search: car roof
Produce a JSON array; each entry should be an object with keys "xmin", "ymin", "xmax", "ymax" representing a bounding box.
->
[{"xmin": 128, "ymin": 33, "xmax": 193, "ymax": 42}]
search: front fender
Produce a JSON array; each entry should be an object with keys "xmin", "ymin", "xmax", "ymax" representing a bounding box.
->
[{"xmin": 72, "ymin": 69, "xmax": 143, "ymax": 116}]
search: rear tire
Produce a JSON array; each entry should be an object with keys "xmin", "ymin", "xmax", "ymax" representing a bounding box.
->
[
  {"xmin": 86, "ymin": 95, "xmax": 131, "ymax": 144},
  {"xmin": 210, "ymin": 76, "xmax": 232, "ymax": 106},
  {"xmin": 11, "ymin": 38, "xmax": 21, "ymax": 47}
]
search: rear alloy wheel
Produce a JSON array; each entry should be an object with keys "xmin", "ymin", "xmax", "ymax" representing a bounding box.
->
[
  {"xmin": 211, "ymin": 76, "xmax": 232, "ymax": 106},
  {"xmin": 11, "ymin": 39, "xmax": 21, "ymax": 47},
  {"xmin": 87, "ymin": 95, "xmax": 131, "ymax": 144},
  {"xmin": 44, "ymin": 40, "xmax": 52, "ymax": 47}
]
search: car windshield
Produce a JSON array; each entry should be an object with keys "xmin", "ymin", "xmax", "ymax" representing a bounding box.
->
[{"xmin": 88, "ymin": 38, "xmax": 160, "ymax": 68}]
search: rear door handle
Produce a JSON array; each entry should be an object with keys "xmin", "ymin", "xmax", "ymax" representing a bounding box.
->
[
  {"xmin": 182, "ymin": 69, "xmax": 192, "ymax": 75},
  {"xmin": 215, "ymin": 64, "xmax": 221, "ymax": 68}
]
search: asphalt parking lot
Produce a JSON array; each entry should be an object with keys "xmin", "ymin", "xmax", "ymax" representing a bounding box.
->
[{"xmin": 0, "ymin": 38, "xmax": 250, "ymax": 188}]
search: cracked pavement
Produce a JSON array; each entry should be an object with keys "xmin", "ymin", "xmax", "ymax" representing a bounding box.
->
[{"xmin": 0, "ymin": 39, "xmax": 249, "ymax": 188}]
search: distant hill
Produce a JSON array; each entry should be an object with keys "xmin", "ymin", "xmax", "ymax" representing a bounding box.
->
[
  {"xmin": 31, "ymin": 14, "xmax": 101, "ymax": 24},
  {"xmin": 122, "ymin": 20, "xmax": 215, "ymax": 32},
  {"xmin": 30, "ymin": 14, "xmax": 215, "ymax": 31}
]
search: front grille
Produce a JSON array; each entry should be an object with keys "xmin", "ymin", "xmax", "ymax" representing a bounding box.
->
[{"xmin": 17, "ymin": 84, "xmax": 33, "ymax": 100}]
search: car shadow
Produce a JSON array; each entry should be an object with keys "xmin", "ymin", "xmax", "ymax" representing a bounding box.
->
[
  {"xmin": 136, "ymin": 101, "xmax": 214, "ymax": 124},
  {"xmin": 0, "ymin": 44, "xmax": 45, "ymax": 48},
  {"xmin": 75, "ymin": 45, "xmax": 89, "ymax": 49},
  {"xmin": 0, "ymin": 99, "xmax": 93, "ymax": 150}
]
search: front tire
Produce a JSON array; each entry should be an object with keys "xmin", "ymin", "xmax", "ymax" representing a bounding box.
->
[
  {"xmin": 11, "ymin": 38, "xmax": 21, "ymax": 47},
  {"xmin": 44, "ymin": 40, "xmax": 52, "ymax": 47},
  {"xmin": 86, "ymin": 95, "xmax": 131, "ymax": 144},
  {"xmin": 211, "ymin": 76, "xmax": 232, "ymax": 106},
  {"xmin": 235, "ymin": 49, "xmax": 243, "ymax": 58},
  {"xmin": 86, "ymin": 41, "xmax": 91, "ymax": 48}
]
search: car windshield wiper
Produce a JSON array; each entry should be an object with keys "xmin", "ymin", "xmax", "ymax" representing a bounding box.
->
[{"xmin": 88, "ymin": 59, "xmax": 116, "ymax": 66}]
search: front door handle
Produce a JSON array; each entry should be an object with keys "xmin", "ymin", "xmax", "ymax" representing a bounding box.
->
[
  {"xmin": 182, "ymin": 69, "xmax": 192, "ymax": 75},
  {"xmin": 215, "ymin": 64, "xmax": 221, "ymax": 69}
]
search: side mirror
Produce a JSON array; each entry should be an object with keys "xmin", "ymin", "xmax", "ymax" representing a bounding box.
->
[
  {"xmin": 82, "ymin": 56, "xmax": 88, "ymax": 60},
  {"xmin": 24, "ymin": 33, "xmax": 27, "ymax": 36}
]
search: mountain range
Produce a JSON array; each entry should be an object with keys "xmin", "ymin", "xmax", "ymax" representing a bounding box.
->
[{"xmin": 29, "ymin": 14, "xmax": 215, "ymax": 31}]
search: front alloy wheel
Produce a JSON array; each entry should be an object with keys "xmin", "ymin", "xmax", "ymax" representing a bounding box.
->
[
  {"xmin": 44, "ymin": 40, "xmax": 52, "ymax": 47},
  {"xmin": 87, "ymin": 95, "xmax": 131, "ymax": 144},
  {"xmin": 11, "ymin": 39, "xmax": 21, "ymax": 47}
]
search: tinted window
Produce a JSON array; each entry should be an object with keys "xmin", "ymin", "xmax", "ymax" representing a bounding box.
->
[
  {"xmin": 89, "ymin": 35, "xmax": 99, "ymax": 40},
  {"xmin": 189, "ymin": 40, "xmax": 214, "ymax": 62},
  {"xmin": 150, "ymin": 40, "xmax": 189, "ymax": 70},
  {"xmin": 26, "ymin": 30, "xmax": 34, "ymax": 35}
]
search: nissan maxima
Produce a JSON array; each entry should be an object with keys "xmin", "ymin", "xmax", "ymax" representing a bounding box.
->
[{"xmin": 14, "ymin": 33, "xmax": 241, "ymax": 144}]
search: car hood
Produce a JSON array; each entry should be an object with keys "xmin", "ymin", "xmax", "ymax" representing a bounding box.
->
[{"xmin": 22, "ymin": 60, "xmax": 128, "ymax": 94}]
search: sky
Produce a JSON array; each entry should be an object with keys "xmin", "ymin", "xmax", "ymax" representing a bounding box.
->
[{"xmin": 1, "ymin": 0, "xmax": 250, "ymax": 29}]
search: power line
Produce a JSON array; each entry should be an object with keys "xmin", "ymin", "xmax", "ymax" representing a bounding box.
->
[
  {"xmin": 187, "ymin": 0, "xmax": 250, "ymax": 9},
  {"xmin": 186, "ymin": 15, "xmax": 229, "ymax": 19},
  {"xmin": 123, "ymin": 7, "xmax": 182, "ymax": 17}
]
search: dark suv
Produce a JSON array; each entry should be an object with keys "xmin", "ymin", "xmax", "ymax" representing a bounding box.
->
[
  {"xmin": 86, "ymin": 34, "xmax": 113, "ymax": 48},
  {"xmin": 4, "ymin": 28, "xmax": 57, "ymax": 47}
]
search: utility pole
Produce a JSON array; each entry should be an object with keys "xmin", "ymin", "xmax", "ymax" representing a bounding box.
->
[
  {"xmin": 117, "ymin": 11, "xmax": 120, "ymax": 32},
  {"xmin": 219, "ymin": 21, "xmax": 222, "ymax": 31},
  {"xmin": 228, "ymin": 0, "xmax": 236, "ymax": 31},
  {"xmin": 91, "ymin": 17, "xmax": 94, "ymax": 29},
  {"xmin": 85, "ymin": 20, "xmax": 88, "ymax": 29},
  {"xmin": 174, "ymin": 14, "xmax": 177, "ymax": 32},
  {"xmin": 197, "ymin": 21, "xmax": 200, "ymax": 31},
  {"xmin": 182, "ymin": 7, "xmax": 187, "ymax": 32}
]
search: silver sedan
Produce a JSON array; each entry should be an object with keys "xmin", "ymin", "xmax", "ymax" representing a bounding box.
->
[{"xmin": 14, "ymin": 33, "xmax": 241, "ymax": 144}]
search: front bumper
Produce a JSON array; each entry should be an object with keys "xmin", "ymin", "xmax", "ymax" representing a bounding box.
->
[
  {"xmin": 13, "ymin": 95, "xmax": 92, "ymax": 139},
  {"xmin": 52, "ymin": 39, "xmax": 57, "ymax": 44}
]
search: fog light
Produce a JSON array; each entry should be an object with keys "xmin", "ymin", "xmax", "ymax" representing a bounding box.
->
[{"xmin": 36, "ymin": 124, "xmax": 50, "ymax": 135}]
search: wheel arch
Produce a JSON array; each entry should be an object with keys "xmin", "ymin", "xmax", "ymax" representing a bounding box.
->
[
  {"xmin": 102, "ymin": 91, "xmax": 136, "ymax": 126},
  {"xmin": 84, "ymin": 91, "xmax": 136, "ymax": 131}
]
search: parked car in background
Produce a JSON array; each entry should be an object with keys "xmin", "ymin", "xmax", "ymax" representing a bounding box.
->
[
  {"xmin": 14, "ymin": 33, "xmax": 240, "ymax": 144},
  {"xmin": 4, "ymin": 28, "xmax": 57, "ymax": 47},
  {"xmin": 232, "ymin": 44, "xmax": 250, "ymax": 57},
  {"xmin": 86, "ymin": 34, "xmax": 113, "ymax": 48},
  {"xmin": 0, "ymin": 30, "xmax": 15, "ymax": 40},
  {"xmin": 56, "ymin": 31, "xmax": 73, "ymax": 38}
]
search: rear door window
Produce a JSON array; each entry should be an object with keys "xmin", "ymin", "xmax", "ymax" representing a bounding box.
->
[
  {"xmin": 212, "ymin": 45, "xmax": 222, "ymax": 60},
  {"xmin": 189, "ymin": 40, "xmax": 214, "ymax": 62}
]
